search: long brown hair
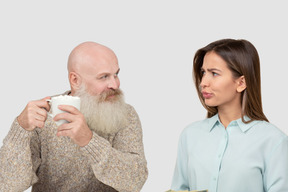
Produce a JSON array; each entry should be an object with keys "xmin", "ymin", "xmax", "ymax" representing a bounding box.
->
[{"xmin": 193, "ymin": 39, "xmax": 268, "ymax": 123}]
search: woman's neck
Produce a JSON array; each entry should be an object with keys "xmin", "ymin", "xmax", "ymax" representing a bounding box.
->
[{"xmin": 218, "ymin": 105, "xmax": 242, "ymax": 128}]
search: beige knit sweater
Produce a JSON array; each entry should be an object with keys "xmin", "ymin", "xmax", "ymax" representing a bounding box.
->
[{"xmin": 0, "ymin": 102, "xmax": 148, "ymax": 192}]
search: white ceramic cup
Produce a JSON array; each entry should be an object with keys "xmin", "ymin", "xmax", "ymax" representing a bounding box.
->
[{"xmin": 47, "ymin": 95, "xmax": 81, "ymax": 126}]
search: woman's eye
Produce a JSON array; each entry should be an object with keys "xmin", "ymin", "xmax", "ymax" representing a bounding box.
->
[{"xmin": 212, "ymin": 72, "xmax": 218, "ymax": 76}]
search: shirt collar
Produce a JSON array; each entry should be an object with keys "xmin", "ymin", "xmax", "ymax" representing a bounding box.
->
[
  {"xmin": 208, "ymin": 114, "xmax": 220, "ymax": 132},
  {"xmin": 236, "ymin": 116, "xmax": 259, "ymax": 132},
  {"xmin": 208, "ymin": 114, "xmax": 259, "ymax": 133}
]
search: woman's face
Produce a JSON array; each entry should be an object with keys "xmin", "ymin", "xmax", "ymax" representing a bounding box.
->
[{"xmin": 200, "ymin": 51, "xmax": 243, "ymax": 111}]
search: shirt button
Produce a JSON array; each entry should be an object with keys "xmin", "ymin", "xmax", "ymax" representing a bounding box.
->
[{"xmin": 213, "ymin": 177, "xmax": 217, "ymax": 181}]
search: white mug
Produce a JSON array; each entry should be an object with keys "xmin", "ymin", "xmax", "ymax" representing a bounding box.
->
[{"xmin": 47, "ymin": 95, "xmax": 81, "ymax": 126}]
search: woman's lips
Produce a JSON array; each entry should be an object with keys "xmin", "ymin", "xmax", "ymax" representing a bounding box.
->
[{"xmin": 202, "ymin": 91, "xmax": 213, "ymax": 99}]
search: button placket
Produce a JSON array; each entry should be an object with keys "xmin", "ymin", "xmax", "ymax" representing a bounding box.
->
[{"xmin": 210, "ymin": 127, "xmax": 229, "ymax": 192}]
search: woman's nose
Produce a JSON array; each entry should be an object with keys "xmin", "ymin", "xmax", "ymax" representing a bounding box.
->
[{"xmin": 200, "ymin": 75, "xmax": 209, "ymax": 89}]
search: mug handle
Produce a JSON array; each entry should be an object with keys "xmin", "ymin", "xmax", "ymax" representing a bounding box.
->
[{"xmin": 46, "ymin": 99, "xmax": 54, "ymax": 118}]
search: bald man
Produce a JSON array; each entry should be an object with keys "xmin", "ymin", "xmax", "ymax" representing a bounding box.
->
[{"xmin": 0, "ymin": 42, "xmax": 148, "ymax": 192}]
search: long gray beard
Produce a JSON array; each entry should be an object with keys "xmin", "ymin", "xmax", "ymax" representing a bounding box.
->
[{"xmin": 74, "ymin": 87, "xmax": 129, "ymax": 137}]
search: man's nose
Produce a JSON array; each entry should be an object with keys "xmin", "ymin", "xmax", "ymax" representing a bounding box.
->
[{"xmin": 108, "ymin": 76, "xmax": 119, "ymax": 89}]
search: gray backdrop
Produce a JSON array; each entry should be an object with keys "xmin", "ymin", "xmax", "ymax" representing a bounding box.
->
[{"xmin": 0, "ymin": 1, "xmax": 287, "ymax": 191}]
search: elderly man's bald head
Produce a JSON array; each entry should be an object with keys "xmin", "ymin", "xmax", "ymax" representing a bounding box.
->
[
  {"xmin": 67, "ymin": 41, "xmax": 118, "ymax": 75},
  {"xmin": 67, "ymin": 41, "xmax": 120, "ymax": 96}
]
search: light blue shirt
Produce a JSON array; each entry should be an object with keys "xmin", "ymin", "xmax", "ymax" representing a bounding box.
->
[{"xmin": 171, "ymin": 114, "xmax": 288, "ymax": 192}]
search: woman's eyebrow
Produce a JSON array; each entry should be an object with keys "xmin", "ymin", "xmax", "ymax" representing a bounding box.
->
[{"xmin": 201, "ymin": 67, "xmax": 222, "ymax": 72}]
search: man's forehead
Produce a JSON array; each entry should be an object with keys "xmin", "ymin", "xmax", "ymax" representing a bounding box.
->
[
  {"xmin": 76, "ymin": 47, "xmax": 119, "ymax": 74},
  {"xmin": 82, "ymin": 59, "xmax": 119, "ymax": 76}
]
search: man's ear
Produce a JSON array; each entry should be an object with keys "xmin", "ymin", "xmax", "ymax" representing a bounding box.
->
[
  {"xmin": 69, "ymin": 72, "xmax": 82, "ymax": 89},
  {"xmin": 236, "ymin": 75, "xmax": 246, "ymax": 93}
]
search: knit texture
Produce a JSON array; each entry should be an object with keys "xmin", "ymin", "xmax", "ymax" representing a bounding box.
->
[{"xmin": 0, "ymin": 103, "xmax": 148, "ymax": 192}]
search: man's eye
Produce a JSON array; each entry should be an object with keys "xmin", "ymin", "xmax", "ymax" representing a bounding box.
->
[
  {"xmin": 212, "ymin": 72, "xmax": 218, "ymax": 76},
  {"xmin": 100, "ymin": 75, "xmax": 108, "ymax": 79}
]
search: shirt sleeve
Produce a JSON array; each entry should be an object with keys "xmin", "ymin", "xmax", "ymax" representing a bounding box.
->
[
  {"xmin": 265, "ymin": 135, "xmax": 288, "ymax": 192},
  {"xmin": 0, "ymin": 118, "xmax": 41, "ymax": 191},
  {"xmin": 171, "ymin": 129, "xmax": 190, "ymax": 191},
  {"xmin": 80, "ymin": 105, "xmax": 148, "ymax": 192}
]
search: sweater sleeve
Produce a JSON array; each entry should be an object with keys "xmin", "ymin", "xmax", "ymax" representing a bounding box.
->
[
  {"xmin": 0, "ymin": 118, "xmax": 41, "ymax": 191},
  {"xmin": 80, "ymin": 105, "xmax": 148, "ymax": 192}
]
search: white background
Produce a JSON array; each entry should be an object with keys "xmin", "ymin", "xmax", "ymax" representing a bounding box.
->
[{"xmin": 0, "ymin": 1, "xmax": 287, "ymax": 192}]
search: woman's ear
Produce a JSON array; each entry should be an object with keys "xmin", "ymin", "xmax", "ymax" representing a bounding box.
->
[
  {"xmin": 236, "ymin": 75, "xmax": 246, "ymax": 93},
  {"xmin": 69, "ymin": 72, "xmax": 82, "ymax": 89}
]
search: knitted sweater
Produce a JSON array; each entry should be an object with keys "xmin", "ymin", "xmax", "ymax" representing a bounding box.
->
[{"xmin": 0, "ymin": 103, "xmax": 148, "ymax": 192}]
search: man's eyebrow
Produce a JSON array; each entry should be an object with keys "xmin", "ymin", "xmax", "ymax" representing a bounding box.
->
[{"xmin": 97, "ymin": 68, "xmax": 120, "ymax": 76}]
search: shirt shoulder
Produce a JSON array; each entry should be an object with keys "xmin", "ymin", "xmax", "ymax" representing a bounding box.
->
[
  {"xmin": 183, "ymin": 118, "xmax": 212, "ymax": 132},
  {"xmin": 180, "ymin": 118, "xmax": 211, "ymax": 140},
  {"xmin": 253, "ymin": 121, "xmax": 287, "ymax": 138},
  {"xmin": 250, "ymin": 121, "xmax": 288, "ymax": 149}
]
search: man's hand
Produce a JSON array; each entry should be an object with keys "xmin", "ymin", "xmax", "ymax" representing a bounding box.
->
[
  {"xmin": 54, "ymin": 105, "xmax": 92, "ymax": 147},
  {"xmin": 17, "ymin": 97, "xmax": 51, "ymax": 131}
]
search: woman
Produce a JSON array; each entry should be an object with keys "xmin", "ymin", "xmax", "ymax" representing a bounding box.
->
[{"xmin": 171, "ymin": 39, "xmax": 288, "ymax": 192}]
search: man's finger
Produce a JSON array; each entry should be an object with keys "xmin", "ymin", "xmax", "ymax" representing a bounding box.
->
[
  {"xmin": 53, "ymin": 112, "xmax": 74, "ymax": 124},
  {"xmin": 57, "ymin": 123, "xmax": 72, "ymax": 132},
  {"xmin": 57, "ymin": 129, "xmax": 70, "ymax": 137},
  {"xmin": 36, "ymin": 108, "xmax": 48, "ymax": 119},
  {"xmin": 57, "ymin": 105, "xmax": 80, "ymax": 115},
  {"xmin": 34, "ymin": 96, "xmax": 51, "ymax": 112},
  {"xmin": 34, "ymin": 113, "xmax": 46, "ymax": 122},
  {"xmin": 34, "ymin": 119, "xmax": 45, "ymax": 129}
]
